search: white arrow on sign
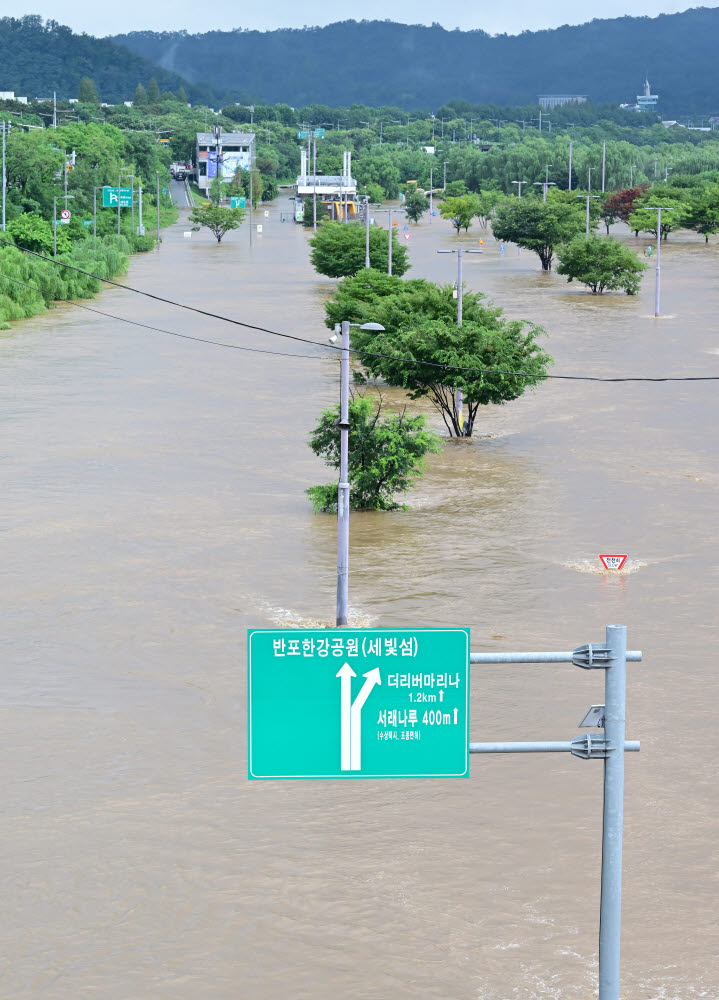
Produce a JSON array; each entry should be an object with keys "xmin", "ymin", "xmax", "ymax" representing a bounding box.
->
[
  {"xmin": 337, "ymin": 663, "xmax": 381, "ymax": 771},
  {"xmin": 336, "ymin": 662, "xmax": 356, "ymax": 770}
]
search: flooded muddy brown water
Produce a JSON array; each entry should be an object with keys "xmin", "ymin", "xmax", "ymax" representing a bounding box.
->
[{"xmin": 2, "ymin": 195, "xmax": 718, "ymax": 998}]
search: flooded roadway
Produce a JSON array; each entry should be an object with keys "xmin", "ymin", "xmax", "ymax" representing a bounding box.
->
[{"xmin": 2, "ymin": 194, "xmax": 718, "ymax": 999}]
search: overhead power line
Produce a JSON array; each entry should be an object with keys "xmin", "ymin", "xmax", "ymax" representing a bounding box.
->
[
  {"xmin": 0, "ymin": 272, "xmax": 328, "ymax": 360},
  {"xmin": 1, "ymin": 238, "xmax": 718, "ymax": 383}
]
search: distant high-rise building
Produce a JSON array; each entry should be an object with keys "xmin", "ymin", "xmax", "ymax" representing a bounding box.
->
[{"xmin": 538, "ymin": 94, "xmax": 587, "ymax": 110}]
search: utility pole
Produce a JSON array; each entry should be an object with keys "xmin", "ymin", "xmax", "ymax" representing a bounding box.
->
[
  {"xmin": 312, "ymin": 135, "xmax": 317, "ymax": 232},
  {"xmin": 654, "ymin": 156, "xmax": 658, "ymax": 178},
  {"xmin": 156, "ymin": 171, "xmax": 160, "ymax": 248},
  {"xmin": 602, "ymin": 139, "xmax": 606, "ymax": 193},
  {"xmin": 647, "ymin": 206, "xmax": 673, "ymax": 317},
  {"xmin": 443, "ymin": 160, "xmax": 448, "ymax": 191},
  {"xmin": 93, "ymin": 185, "xmax": 102, "ymax": 246},
  {"xmin": 334, "ymin": 319, "xmax": 385, "ymax": 626},
  {"xmin": 429, "ymin": 165, "xmax": 433, "ymax": 223},
  {"xmin": 568, "ymin": 139, "xmax": 573, "ymax": 191},
  {"xmin": 437, "ymin": 247, "xmax": 481, "ymax": 435},
  {"xmin": 53, "ymin": 91, "xmax": 56, "ymax": 129},
  {"xmin": 630, "ymin": 164, "xmax": 636, "ymax": 187},
  {"xmin": 336, "ymin": 319, "xmax": 350, "ymax": 626},
  {"xmin": 137, "ymin": 185, "xmax": 144, "ymax": 235},
  {"xmin": 388, "ymin": 208, "xmax": 393, "ymax": 275},
  {"xmin": 64, "ymin": 150, "xmax": 68, "ymax": 208},
  {"xmin": 512, "ymin": 180, "xmax": 528, "ymax": 198},
  {"xmin": 577, "ymin": 192, "xmax": 600, "ymax": 236},
  {"xmin": 365, "ymin": 196, "xmax": 370, "ymax": 269},
  {"xmin": 1, "ymin": 120, "xmax": 6, "ymax": 232},
  {"xmin": 249, "ymin": 168, "xmax": 253, "ymax": 246},
  {"xmin": 53, "ymin": 194, "xmax": 74, "ymax": 258}
]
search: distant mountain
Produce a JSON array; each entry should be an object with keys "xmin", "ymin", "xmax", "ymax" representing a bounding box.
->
[
  {"xmin": 113, "ymin": 9, "xmax": 719, "ymax": 112},
  {"xmin": 0, "ymin": 15, "xmax": 204, "ymax": 104}
]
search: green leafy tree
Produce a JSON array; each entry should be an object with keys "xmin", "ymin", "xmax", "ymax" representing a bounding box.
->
[
  {"xmin": 439, "ymin": 195, "xmax": 477, "ymax": 232},
  {"xmin": 403, "ymin": 188, "xmax": 429, "ymax": 223},
  {"xmin": 307, "ymin": 395, "xmax": 441, "ymax": 512},
  {"xmin": 188, "ymin": 202, "xmax": 245, "ymax": 242},
  {"xmin": 474, "ymin": 190, "xmax": 504, "ymax": 227},
  {"xmin": 556, "ymin": 235, "xmax": 647, "ymax": 294},
  {"xmin": 301, "ymin": 198, "xmax": 329, "ymax": 227},
  {"xmin": 133, "ymin": 83, "xmax": 148, "ymax": 108},
  {"xmin": 628, "ymin": 195, "xmax": 686, "ymax": 240},
  {"xmin": 363, "ymin": 182, "xmax": 385, "ymax": 204},
  {"xmin": 260, "ymin": 176, "xmax": 279, "ymax": 201},
  {"xmin": 77, "ymin": 76, "xmax": 100, "ymax": 104},
  {"xmin": 177, "ymin": 86, "xmax": 188, "ymax": 104},
  {"xmin": 7, "ymin": 213, "xmax": 69, "ymax": 255},
  {"xmin": 147, "ymin": 77, "xmax": 161, "ymax": 104},
  {"xmin": 445, "ymin": 180, "xmax": 467, "ymax": 197},
  {"xmin": 309, "ymin": 221, "xmax": 410, "ymax": 278},
  {"xmin": 326, "ymin": 270, "xmax": 552, "ymax": 437},
  {"xmin": 682, "ymin": 189, "xmax": 719, "ymax": 242},
  {"xmin": 491, "ymin": 198, "xmax": 586, "ymax": 270}
]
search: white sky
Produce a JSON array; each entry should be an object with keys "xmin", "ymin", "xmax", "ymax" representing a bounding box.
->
[{"xmin": 22, "ymin": 1, "xmax": 710, "ymax": 38}]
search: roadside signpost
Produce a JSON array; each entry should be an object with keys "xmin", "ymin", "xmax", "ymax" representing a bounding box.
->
[
  {"xmin": 230, "ymin": 196, "xmax": 246, "ymax": 209},
  {"xmin": 102, "ymin": 186, "xmax": 132, "ymax": 208},
  {"xmin": 248, "ymin": 627, "xmax": 469, "ymax": 779},
  {"xmin": 600, "ymin": 554, "xmax": 628, "ymax": 570},
  {"xmin": 313, "ymin": 128, "xmax": 325, "ymax": 138},
  {"xmin": 297, "ymin": 129, "xmax": 309, "ymax": 139},
  {"xmin": 59, "ymin": 208, "xmax": 71, "ymax": 224}
]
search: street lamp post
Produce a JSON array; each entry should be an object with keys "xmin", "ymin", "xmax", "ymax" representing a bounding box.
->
[
  {"xmin": 92, "ymin": 185, "xmax": 104, "ymax": 246},
  {"xmin": 568, "ymin": 139, "xmax": 573, "ymax": 191},
  {"xmin": 646, "ymin": 206, "xmax": 674, "ymax": 317},
  {"xmin": 534, "ymin": 165, "xmax": 556, "ymax": 203},
  {"xmin": 1, "ymin": 119, "xmax": 6, "ymax": 232},
  {"xmin": 630, "ymin": 164, "xmax": 637, "ymax": 186},
  {"xmin": 156, "ymin": 171, "xmax": 160, "ymax": 248},
  {"xmin": 602, "ymin": 139, "xmax": 606, "ymax": 193},
  {"xmin": 364, "ymin": 197, "xmax": 371, "ymax": 269},
  {"xmin": 577, "ymin": 192, "xmax": 600, "ymax": 236},
  {"xmin": 512, "ymin": 180, "xmax": 528, "ymax": 199},
  {"xmin": 53, "ymin": 194, "xmax": 74, "ymax": 257},
  {"xmin": 437, "ymin": 247, "xmax": 482, "ymax": 435},
  {"xmin": 333, "ymin": 319, "xmax": 385, "ymax": 626},
  {"xmin": 443, "ymin": 160, "xmax": 448, "ymax": 191},
  {"xmin": 429, "ymin": 166, "xmax": 433, "ymax": 223}
]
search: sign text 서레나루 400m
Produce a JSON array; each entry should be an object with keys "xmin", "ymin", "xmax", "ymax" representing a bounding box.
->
[{"xmin": 248, "ymin": 628, "xmax": 469, "ymax": 779}]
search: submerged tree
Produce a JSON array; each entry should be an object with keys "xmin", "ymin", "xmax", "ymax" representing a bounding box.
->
[
  {"xmin": 307, "ymin": 395, "xmax": 441, "ymax": 511},
  {"xmin": 556, "ymin": 235, "xmax": 646, "ymax": 294},
  {"xmin": 188, "ymin": 202, "xmax": 245, "ymax": 242}
]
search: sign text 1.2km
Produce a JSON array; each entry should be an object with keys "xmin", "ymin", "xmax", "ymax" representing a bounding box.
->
[{"xmin": 248, "ymin": 628, "xmax": 469, "ymax": 779}]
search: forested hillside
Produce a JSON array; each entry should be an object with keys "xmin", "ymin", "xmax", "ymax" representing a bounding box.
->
[
  {"xmin": 0, "ymin": 15, "xmax": 207, "ymax": 104},
  {"xmin": 114, "ymin": 9, "xmax": 719, "ymax": 112}
]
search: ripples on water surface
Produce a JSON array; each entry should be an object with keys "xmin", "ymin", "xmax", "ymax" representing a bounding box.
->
[{"xmin": 2, "ymin": 198, "xmax": 718, "ymax": 998}]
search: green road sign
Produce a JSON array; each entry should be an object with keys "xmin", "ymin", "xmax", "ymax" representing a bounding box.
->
[
  {"xmin": 230, "ymin": 196, "xmax": 246, "ymax": 209},
  {"xmin": 82, "ymin": 220, "xmax": 92, "ymax": 228},
  {"xmin": 313, "ymin": 128, "xmax": 325, "ymax": 138},
  {"xmin": 248, "ymin": 628, "xmax": 469, "ymax": 779},
  {"xmin": 297, "ymin": 130, "xmax": 309, "ymax": 139},
  {"xmin": 102, "ymin": 186, "xmax": 132, "ymax": 208}
]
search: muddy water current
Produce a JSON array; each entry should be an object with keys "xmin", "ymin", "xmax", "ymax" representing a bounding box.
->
[{"xmin": 2, "ymin": 194, "xmax": 718, "ymax": 999}]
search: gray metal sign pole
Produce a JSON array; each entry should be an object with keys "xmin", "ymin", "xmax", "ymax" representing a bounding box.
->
[
  {"xmin": 469, "ymin": 626, "xmax": 639, "ymax": 1000},
  {"xmin": 336, "ymin": 319, "xmax": 350, "ymax": 626},
  {"xmin": 599, "ymin": 624, "xmax": 626, "ymax": 1000}
]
